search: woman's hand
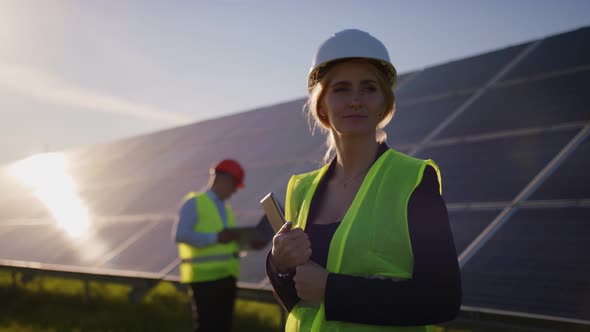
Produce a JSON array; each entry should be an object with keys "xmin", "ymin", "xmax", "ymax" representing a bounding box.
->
[
  {"xmin": 294, "ymin": 260, "xmax": 329, "ymax": 304},
  {"xmin": 271, "ymin": 222, "xmax": 312, "ymax": 273}
]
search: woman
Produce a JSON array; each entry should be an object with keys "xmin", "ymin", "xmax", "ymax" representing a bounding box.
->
[{"xmin": 267, "ymin": 29, "xmax": 461, "ymax": 331}]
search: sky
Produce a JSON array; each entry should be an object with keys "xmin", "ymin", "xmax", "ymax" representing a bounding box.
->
[{"xmin": 1, "ymin": 0, "xmax": 589, "ymax": 165}]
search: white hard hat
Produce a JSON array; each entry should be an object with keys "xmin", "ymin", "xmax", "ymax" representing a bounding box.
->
[{"xmin": 308, "ymin": 29, "xmax": 397, "ymax": 90}]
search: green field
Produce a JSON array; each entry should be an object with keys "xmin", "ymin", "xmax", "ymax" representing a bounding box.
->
[
  {"xmin": 0, "ymin": 271, "xmax": 282, "ymax": 332},
  {"xmin": 2, "ymin": 270, "xmax": 585, "ymax": 332}
]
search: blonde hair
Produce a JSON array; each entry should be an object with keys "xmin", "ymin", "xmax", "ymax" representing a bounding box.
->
[{"xmin": 304, "ymin": 59, "xmax": 396, "ymax": 164}]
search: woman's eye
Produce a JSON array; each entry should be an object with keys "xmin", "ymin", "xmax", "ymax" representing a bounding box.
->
[
  {"xmin": 334, "ymin": 87, "xmax": 349, "ymax": 93},
  {"xmin": 363, "ymin": 86, "xmax": 377, "ymax": 92}
]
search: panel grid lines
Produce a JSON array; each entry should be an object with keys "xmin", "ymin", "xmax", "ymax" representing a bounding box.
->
[
  {"xmin": 458, "ymin": 125, "xmax": 590, "ymax": 266},
  {"xmin": 96, "ymin": 220, "xmax": 160, "ymax": 267},
  {"xmin": 407, "ymin": 39, "xmax": 543, "ymax": 157}
]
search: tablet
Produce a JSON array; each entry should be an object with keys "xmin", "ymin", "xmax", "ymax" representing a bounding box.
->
[
  {"xmin": 233, "ymin": 226, "xmax": 267, "ymax": 250},
  {"xmin": 260, "ymin": 192, "xmax": 287, "ymax": 233}
]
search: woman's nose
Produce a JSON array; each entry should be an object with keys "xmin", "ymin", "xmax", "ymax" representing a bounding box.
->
[{"xmin": 350, "ymin": 93, "xmax": 362, "ymax": 109}]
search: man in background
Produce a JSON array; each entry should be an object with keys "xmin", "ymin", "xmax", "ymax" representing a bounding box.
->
[{"xmin": 173, "ymin": 159, "xmax": 245, "ymax": 332}]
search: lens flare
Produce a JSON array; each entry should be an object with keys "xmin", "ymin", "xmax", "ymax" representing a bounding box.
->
[{"xmin": 10, "ymin": 153, "xmax": 91, "ymax": 237}]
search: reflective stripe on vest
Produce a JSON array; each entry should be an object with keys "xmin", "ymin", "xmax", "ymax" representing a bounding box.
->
[
  {"xmin": 285, "ymin": 149, "xmax": 440, "ymax": 332},
  {"xmin": 181, "ymin": 252, "xmax": 239, "ymax": 264},
  {"xmin": 177, "ymin": 192, "xmax": 239, "ymax": 283}
]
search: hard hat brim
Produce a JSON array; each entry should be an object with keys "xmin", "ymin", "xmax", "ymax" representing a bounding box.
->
[{"xmin": 307, "ymin": 57, "xmax": 397, "ymax": 90}]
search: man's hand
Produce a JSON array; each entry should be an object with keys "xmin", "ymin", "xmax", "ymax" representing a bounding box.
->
[
  {"xmin": 294, "ymin": 260, "xmax": 329, "ymax": 305},
  {"xmin": 218, "ymin": 229, "xmax": 240, "ymax": 243}
]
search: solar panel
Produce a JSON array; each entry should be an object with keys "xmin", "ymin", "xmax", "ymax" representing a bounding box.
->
[
  {"xmin": 232, "ymin": 162, "xmax": 314, "ymax": 210},
  {"xmin": 74, "ymin": 180, "xmax": 174, "ymax": 217},
  {"xmin": 0, "ymin": 194, "xmax": 48, "ymax": 221},
  {"xmin": 62, "ymin": 100, "xmax": 312, "ymax": 188},
  {"xmin": 101, "ymin": 220, "xmax": 178, "ymax": 274},
  {"xmin": 460, "ymin": 207, "xmax": 590, "ymax": 321},
  {"xmin": 416, "ymin": 129, "xmax": 579, "ymax": 204},
  {"xmin": 129, "ymin": 146, "xmax": 208, "ymax": 183},
  {"xmin": 503, "ymin": 27, "xmax": 590, "ymax": 81},
  {"xmin": 113, "ymin": 174, "xmax": 210, "ymax": 216},
  {"xmin": 65, "ymin": 135, "xmax": 150, "ymax": 180},
  {"xmin": 396, "ymin": 43, "xmax": 528, "ymax": 100},
  {"xmin": 48, "ymin": 220, "xmax": 149, "ymax": 267},
  {"xmin": 97, "ymin": 217, "xmax": 271, "ymax": 285},
  {"xmin": 394, "ymin": 72, "xmax": 415, "ymax": 87},
  {"xmin": 0, "ymin": 224, "xmax": 66, "ymax": 262},
  {"xmin": 530, "ymin": 133, "xmax": 590, "ymax": 200},
  {"xmin": 437, "ymin": 70, "xmax": 590, "ymax": 139},
  {"xmin": 236, "ymin": 243, "xmax": 271, "ymax": 285},
  {"xmin": 448, "ymin": 210, "xmax": 501, "ymax": 255},
  {"xmin": 0, "ymin": 169, "xmax": 48, "ymax": 221},
  {"xmin": 387, "ymin": 94, "xmax": 472, "ymax": 146}
]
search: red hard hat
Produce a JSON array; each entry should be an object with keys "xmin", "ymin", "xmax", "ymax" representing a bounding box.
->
[{"xmin": 213, "ymin": 159, "xmax": 245, "ymax": 188}]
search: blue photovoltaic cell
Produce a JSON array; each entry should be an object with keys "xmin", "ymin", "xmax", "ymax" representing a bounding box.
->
[
  {"xmin": 461, "ymin": 207, "xmax": 590, "ymax": 321},
  {"xmin": 48, "ymin": 221, "xmax": 148, "ymax": 267},
  {"xmin": 113, "ymin": 174, "xmax": 210, "ymax": 216},
  {"xmin": 66, "ymin": 136, "xmax": 147, "ymax": 184},
  {"xmin": 387, "ymin": 94, "xmax": 471, "ymax": 146},
  {"xmin": 102, "ymin": 220, "xmax": 178, "ymax": 274},
  {"xmin": 0, "ymin": 224, "xmax": 66, "ymax": 262},
  {"xmin": 448, "ymin": 210, "xmax": 501, "ymax": 256},
  {"xmin": 231, "ymin": 163, "xmax": 302, "ymax": 212},
  {"xmin": 530, "ymin": 134, "xmax": 590, "ymax": 200},
  {"xmin": 67, "ymin": 98, "xmax": 313, "ymax": 188},
  {"xmin": 416, "ymin": 129, "xmax": 578, "ymax": 204},
  {"xmin": 437, "ymin": 71, "xmax": 590, "ymax": 139},
  {"xmin": 502, "ymin": 27, "xmax": 590, "ymax": 81},
  {"xmin": 397, "ymin": 44, "xmax": 527, "ymax": 100},
  {"xmin": 76, "ymin": 178, "xmax": 178, "ymax": 217}
]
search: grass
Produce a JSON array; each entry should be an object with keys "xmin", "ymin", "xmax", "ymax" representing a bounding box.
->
[
  {"xmin": 2, "ymin": 270, "xmax": 586, "ymax": 332},
  {"xmin": 0, "ymin": 270, "xmax": 282, "ymax": 332}
]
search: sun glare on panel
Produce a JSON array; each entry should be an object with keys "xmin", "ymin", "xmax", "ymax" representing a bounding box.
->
[{"xmin": 10, "ymin": 153, "xmax": 91, "ymax": 237}]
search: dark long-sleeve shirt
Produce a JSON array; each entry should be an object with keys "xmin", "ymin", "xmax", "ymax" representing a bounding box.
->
[{"xmin": 266, "ymin": 145, "xmax": 462, "ymax": 326}]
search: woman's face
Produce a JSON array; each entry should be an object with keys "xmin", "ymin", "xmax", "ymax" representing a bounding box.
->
[{"xmin": 319, "ymin": 60, "xmax": 387, "ymax": 138}]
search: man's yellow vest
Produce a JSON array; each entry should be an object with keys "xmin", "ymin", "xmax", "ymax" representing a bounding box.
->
[
  {"xmin": 284, "ymin": 149, "xmax": 441, "ymax": 332},
  {"xmin": 178, "ymin": 192, "xmax": 240, "ymax": 283}
]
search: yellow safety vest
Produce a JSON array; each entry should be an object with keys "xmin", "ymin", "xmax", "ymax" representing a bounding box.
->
[
  {"xmin": 178, "ymin": 192, "xmax": 240, "ymax": 283},
  {"xmin": 284, "ymin": 149, "xmax": 441, "ymax": 332}
]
